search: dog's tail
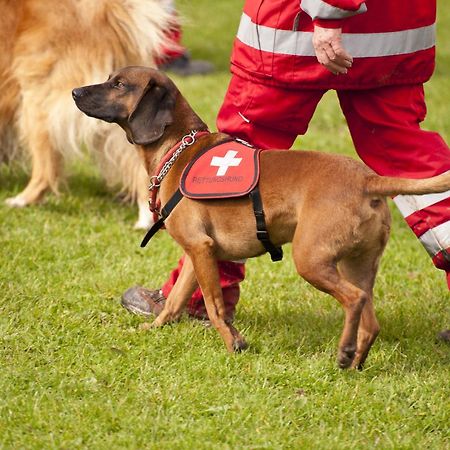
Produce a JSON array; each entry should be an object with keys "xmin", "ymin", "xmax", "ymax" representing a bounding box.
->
[{"xmin": 365, "ymin": 171, "xmax": 450, "ymax": 197}]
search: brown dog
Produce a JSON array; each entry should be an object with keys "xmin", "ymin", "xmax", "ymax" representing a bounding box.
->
[
  {"xmin": 73, "ymin": 66, "xmax": 450, "ymax": 369},
  {"xmin": 0, "ymin": 0, "xmax": 173, "ymax": 229}
]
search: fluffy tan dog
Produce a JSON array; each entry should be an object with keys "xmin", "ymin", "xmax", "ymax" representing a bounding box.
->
[{"xmin": 0, "ymin": 0, "xmax": 174, "ymax": 228}]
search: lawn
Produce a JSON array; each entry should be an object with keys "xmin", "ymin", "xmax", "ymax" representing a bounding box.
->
[{"xmin": 0, "ymin": 1, "xmax": 449, "ymax": 449}]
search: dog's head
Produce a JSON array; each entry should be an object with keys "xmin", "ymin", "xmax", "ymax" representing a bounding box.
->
[{"xmin": 72, "ymin": 66, "xmax": 178, "ymax": 145}]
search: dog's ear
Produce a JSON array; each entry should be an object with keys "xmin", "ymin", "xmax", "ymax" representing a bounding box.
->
[{"xmin": 127, "ymin": 80, "xmax": 176, "ymax": 145}]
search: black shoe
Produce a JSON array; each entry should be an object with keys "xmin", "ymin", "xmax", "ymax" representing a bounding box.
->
[
  {"xmin": 159, "ymin": 52, "xmax": 214, "ymax": 76},
  {"xmin": 121, "ymin": 286, "xmax": 166, "ymax": 316}
]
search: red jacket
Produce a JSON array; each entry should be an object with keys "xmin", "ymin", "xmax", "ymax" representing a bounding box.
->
[{"xmin": 231, "ymin": 0, "xmax": 436, "ymax": 89}]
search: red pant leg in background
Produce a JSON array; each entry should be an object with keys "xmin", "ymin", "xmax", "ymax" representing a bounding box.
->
[
  {"xmin": 217, "ymin": 75, "xmax": 325, "ymax": 149},
  {"xmin": 338, "ymin": 85, "xmax": 450, "ymax": 288},
  {"xmin": 161, "ymin": 255, "xmax": 244, "ymax": 319}
]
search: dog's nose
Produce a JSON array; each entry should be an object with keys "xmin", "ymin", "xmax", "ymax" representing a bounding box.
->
[{"xmin": 72, "ymin": 88, "xmax": 85, "ymax": 99}]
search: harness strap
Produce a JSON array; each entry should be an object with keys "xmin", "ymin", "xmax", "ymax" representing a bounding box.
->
[
  {"xmin": 140, "ymin": 189, "xmax": 184, "ymax": 248},
  {"xmin": 249, "ymin": 187, "xmax": 283, "ymax": 262},
  {"xmin": 140, "ymin": 185, "xmax": 283, "ymax": 264}
]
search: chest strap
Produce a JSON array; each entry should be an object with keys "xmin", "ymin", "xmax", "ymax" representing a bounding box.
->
[
  {"xmin": 140, "ymin": 189, "xmax": 183, "ymax": 248},
  {"xmin": 141, "ymin": 186, "xmax": 283, "ymax": 263},
  {"xmin": 249, "ymin": 186, "xmax": 283, "ymax": 262}
]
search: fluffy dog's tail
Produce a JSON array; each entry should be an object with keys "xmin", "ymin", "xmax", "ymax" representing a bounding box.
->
[{"xmin": 365, "ymin": 171, "xmax": 450, "ymax": 197}]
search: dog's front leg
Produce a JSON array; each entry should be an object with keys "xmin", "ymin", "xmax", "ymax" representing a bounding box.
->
[
  {"xmin": 188, "ymin": 242, "xmax": 247, "ymax": 353},
  {"xmin": 151, "ymin": 255, "xmax": 198, "ymax": 326},
  {"xmin": 6, "ymin": 121, "xmax": 61, "ymax": 207}
]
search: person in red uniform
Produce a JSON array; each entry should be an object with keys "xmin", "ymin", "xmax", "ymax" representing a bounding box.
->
[
  {"xmin": 157, "ymin": 0, "xmax": 214, "ymax": 76},
  {"xmin": 122, "ymin": 0, "xmax": 450, "ymax": 336}
]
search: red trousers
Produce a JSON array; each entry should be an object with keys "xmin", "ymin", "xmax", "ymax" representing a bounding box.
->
[{"xmin": 163, "ymin": 75, "xmax": 450, "ymax": 313}]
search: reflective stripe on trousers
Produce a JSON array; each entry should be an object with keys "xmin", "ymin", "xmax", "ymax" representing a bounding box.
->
[{"xmin": 394, "ymin": 188, "xmax": 450, "ymax": 259}]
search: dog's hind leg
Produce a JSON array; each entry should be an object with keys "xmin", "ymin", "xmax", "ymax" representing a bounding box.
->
[
  {"xmin": 6, "ymin": 123, "xmax": 62, "ymax": 207},
  {"xmin": 338, "ymin": 251, "xmax": 384, "ymax": 370},
  {"xmin": 352, "ymin": 296, "xmax": 379, "ymax": 369},
  {"xmin": 292, "ymin": 232, "xmax": 368, "ymax": 369}
]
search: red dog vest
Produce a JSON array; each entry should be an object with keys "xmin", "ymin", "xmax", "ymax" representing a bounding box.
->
[
  {"xmin": 142, "ymin": 136, "xmax": 283, "ymax": 262},
  {"xmin": 180, "ymin": 138, "xmax": 261, "ymax": 199}
]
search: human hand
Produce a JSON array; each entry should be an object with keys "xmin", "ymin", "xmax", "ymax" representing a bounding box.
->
[{"xmin": 312, "ymin": 26, "xmax": 353, "ymax": 75}]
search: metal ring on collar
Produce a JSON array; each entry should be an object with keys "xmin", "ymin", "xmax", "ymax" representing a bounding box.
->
[
  {"xmin": 148, "ymin": 175, "xmax": 160, "ymax": 190},
  {"xmin": 181, "ymin": 132, "xmax": 197, "ymax": 146}
]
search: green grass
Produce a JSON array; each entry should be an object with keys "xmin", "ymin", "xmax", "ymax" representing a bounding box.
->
[{"xmin": 1, "ymin": 1, "xmax": 449, "ymax": 448}]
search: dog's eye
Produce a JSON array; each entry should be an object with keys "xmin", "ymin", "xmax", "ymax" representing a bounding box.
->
[{"xmin": 114, "ymin": 81, "xmax": 125, "ymax": 89}]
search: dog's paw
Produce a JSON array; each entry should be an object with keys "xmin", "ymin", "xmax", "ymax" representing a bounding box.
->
[
  {"xmin": 350, "ymin": 361, "xmax": 364, "ymax": 371},
  {"xmin": 5, "ymin": 195, "xmax": 28, "ymax": 208},
  {"xmin": 139, "ymin": 322, "xmax": 152, "ymax": 331},
  {"xmin": 149, "ymin": 316, "xmax": 168, "ymax": 328},
  {"xmin": 337, "ymin": 345, "xmax": 356, "ymax": 369},
  {"xmin": 231, "ymin": 337, "xmax": 248, "ymax": 353}
]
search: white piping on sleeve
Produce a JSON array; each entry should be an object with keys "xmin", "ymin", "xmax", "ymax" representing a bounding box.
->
[
  {"xmin": 236, "ymin": 13, "xmax": 435, "ymax": 58},
  {"xmin": 301, "ymin": 0, "xmax": 367, "ymax": 21}
]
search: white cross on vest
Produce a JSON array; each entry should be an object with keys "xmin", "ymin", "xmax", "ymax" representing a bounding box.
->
[{"xmin": 210, "ymin": 150, "xmax": 242, "ymax": 176}]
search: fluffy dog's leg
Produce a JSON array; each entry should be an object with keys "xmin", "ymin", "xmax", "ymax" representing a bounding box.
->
[
  {"xmin": 134, "ymin": 167, "xmax": 153, "ymax": 230},
  {"xmin": 136, "ymin": 198, "xmax": 153, "ymax": 230},
  {"xmin": 0, "ymin": 76, "xmax": 20, "ymax": 164},
  {"xmin": 6, "ymin": 120, "xmax": 62, "ymax": 207}
]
